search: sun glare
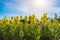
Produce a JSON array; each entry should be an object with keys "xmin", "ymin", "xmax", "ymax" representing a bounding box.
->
[{"xmin": 35, "ymin": 0, "xmax": 47, "ymax": 7}]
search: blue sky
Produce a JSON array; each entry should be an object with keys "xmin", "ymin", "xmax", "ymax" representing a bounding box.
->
[{"xmin": 0, "ymin": 0, "xmax": 60, "ymax": 19}]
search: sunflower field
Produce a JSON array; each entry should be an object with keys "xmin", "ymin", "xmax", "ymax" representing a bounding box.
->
[{"xmin": 0, "ymin": 13, "xmax": 60, "ymax": 40}]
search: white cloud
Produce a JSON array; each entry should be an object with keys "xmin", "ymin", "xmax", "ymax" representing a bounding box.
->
[
  {"xmin": 16, "ymin": 0, "xmax": 56, "ymax": 18},
  {"xmin": 3, "ymin": 0, "xmax": 60, "ymax": 18}
]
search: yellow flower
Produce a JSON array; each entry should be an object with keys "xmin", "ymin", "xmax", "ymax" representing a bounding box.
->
[
  {"xmin": 33, "ymin": 19, "xmax": 37, "ymax": 24},
  {"xmin": 29, "ymin": 16, "xmax": 33, "ymax": 23},
  {"xmin": 0, "ymin": 20, "xmax": 2, "ymax": 23},
  {"xmin": 47, "ymin": 19, "xmax": 51, "ymax": 24},
  {"xmin": 3, "ymin": 16, "xmax": 10, "ymax": 24},
  {"xmin": 24, "ymin": 16, "xmax": 29, "ymax": 22},
  {"xmin": 31, "ymin": 14, "xmax": 37, "ymax": 24},
  {"xmin": 11, "ymin": 16, "xmax": 15, "ymax": 23},
  {"xmin": 41, "ymin": 13, "xmax": 48, "ymax": 22},
  {"xmin": 14, "ymin": 16, "xmax": 19, "ymax": 23},
  {"xmin": 58, "ymin": 24, "xmax": 60, "ymax": 27}
]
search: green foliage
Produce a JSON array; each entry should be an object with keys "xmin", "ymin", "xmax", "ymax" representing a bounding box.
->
[{"xmin": 0, "ymin": 13, "xmax": 60, "ymax": 40}]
